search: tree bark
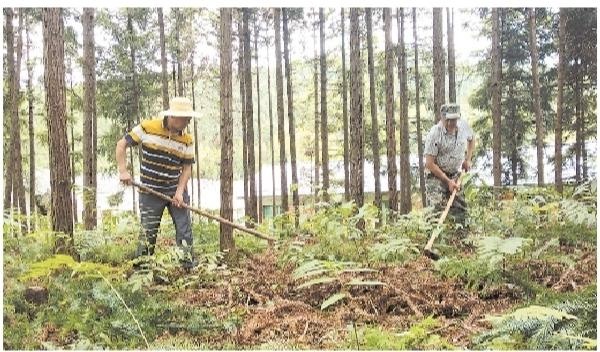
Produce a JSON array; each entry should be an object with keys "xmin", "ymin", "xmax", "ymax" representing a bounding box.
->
[
  {"xmin": 574, "ymin": 60, "xmax": 582, "ymax": 183},
  {"xmin": 127, "ymin": 12, "xmax": 138, "ymax": 216},
  {"xmin": 15, "ymin": 10, "xmax": 26, "ymax": 220},
  {"xmin": 432, "ymin": 8, "xmax": 445, "ymax": 122},
  {"xmin": 254, "ymin": 14, "xmax": 263, "ymax": 222},
  {"xmin": 578, "ymin": 62, "xmax": 586, "ymax": 180},
  {"xmin": 172, "ymin": 58, "xmax": 177, "ymax": 97},
  {"xmin": 190, "ymin": 52, "xmax": 201, "ymax": 208},
  {"xmin": 219, "ymin": 8, "xmax": 235, "ymax": 253},
  {"xmin": 365, "ymin": 8, "xmax": 381, "ymax": 216},
  {"xmin": 528, "ymin": 8, "xmax": 544, "ymax": 186},
  {"xmin": 555, "ymin": 9, "xmax": 565, "ymax": 193},
  {"xmin": 26, "ymin": 10, "xmax": 36, "ymax": 231},
  {"xmin": 349, "ymin": 8, "xmax": 364, "ymax": 218},
  {"xmin": 312, "ymin": 9, "xmax": 320, "ymax": 199},
  {"xmin": 398, "ymin": 8, "xmax": 411, "ymax": 214},
  {"xmin": 341, "ymin": 8, "xmax": 350, "ymax": 201},
  {"xmin": 69, "ymin": 69, "xmax": 78, "ymax": 225},
  {"xmin": 4, "ymin": 9, "xmax": 15, "ymax": 215},
  {"xmin": 43, "ymin": 8, "xmax": 74, "ymax": 251},
  {"xmin": 243, "ymin": 9, "xmax": 257, "ymax": 223},
  {"xmin": 175, "ymin": 8, "xmax": 184, "ymax": 97},
  {"xmin": 266, "ymin": 31, "xmax": 276, "ymax": 215},
  {"xmin": 413, "ymin": 8, "xmax": 426, "ymax": 207},
  {"xmin": 319, "ymin": 8, "xmax": 329, "ymax": 202},
  {"xmin": 82, "ymin": 8, "xmax": 97, "ymax": 230},
  {"xmin": 282, "ymin": 8, "xmax": 300, "ymax": 228},
  {"xmin": 491, "ymin": 8, "xmax": 502, "ymax": 187},
  {"xmin": 158, "ymin": 8, "xmax": 169, "ymax": 109},
  {"xmin": 237, "ymin": 12, "xmax": 249, "ymax": 220},
  {"xmin": 6, "ymin": 9, "xmax": 27, "ymax": 225},
  {"xmin": 383, "ymin": 8, "xmax": 398, "ymax": 214},
  {"xmin": 581, "ymin": 56, "xmax": 588, "ymax": 180},
  {"xmin": 446, "ymin": 8, "xmax": 456, "ymax": 103},
  {"xmin": 508, "ymin": 80, "xmax": 518, "ymax": 186},
  {"xmin": 274, "ymin": 8, "xmax": 289, "ymax": 212}
]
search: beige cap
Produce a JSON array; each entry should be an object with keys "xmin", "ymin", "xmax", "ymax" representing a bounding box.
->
[{"xmin": 441, "ymin": 103, "xmax": 461, "ymax": 119}]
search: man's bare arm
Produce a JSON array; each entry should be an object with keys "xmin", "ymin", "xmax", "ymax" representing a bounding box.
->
[{"xmin": 116, "ymin": 137, "xmax": 132, "ymax": 185}]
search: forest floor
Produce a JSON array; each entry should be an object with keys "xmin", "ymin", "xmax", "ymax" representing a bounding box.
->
[
  {"xmin": 167, "ymin": 240, "xmax": 596, "ymax": 349},
  {"xmin": 3, "ymin": 180, "xmax": 598, "ymax": 349}
]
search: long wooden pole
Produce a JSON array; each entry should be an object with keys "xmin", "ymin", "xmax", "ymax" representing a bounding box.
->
[
  {"xmin": 424, "ymin": 171, "xmax": 465, "ymax": 253},
  {"xmin": 131, "ymin": 181, "xmax": 275, "ymax": 243}
]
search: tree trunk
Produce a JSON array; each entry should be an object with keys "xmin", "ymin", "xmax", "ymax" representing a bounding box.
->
[
  {"xmin": 527, "ymin": 8, "xmax": 544, "ymax": 186},
  {"xmin": 446, "ymin": 8, "xmax": 456, "ymax": 103},
  {"xmin": 82, "ymin": 8, "xmax": 97, "ymax": 230},
  {"xmin": 127, "ymin": 12, "xmax": 138, "ymax": 216},
  {"xmin": 574, "ymin": 60, "xmax": 582, "ymax": 183},
  {"xmin": 366, "ymin": 8, "xmax": 381, "ymax": 216},
  {"xmin": 243, "ymin": 9, "xmax": 257, "ymax": 223},
  {"xmin": 432, "ymin": 8, "xmax": 445, "ymax": 122},
  {"xmin": 349, "ymin": 8, "xmax": 364, "ymax": 219},
  {"xmin": 6, "ymin": 9, "xmax": 27, "ymax": 227},
  {"xmin": 254, "ymin": 14, "xmax": 263, "ymax": 222},
  {"xmin": 508, "ymin": 81, "xmax": 518, "ymax": 186},
  {"xmin": 266, "ymin": 33, "xmax": 276, "ymax": 215},
  {"xmin": 237, "ymin": 13, "xmax": 250, "ymax": 222},
  {"xmin": 578, "ymin": 63, "xmax": 586, "ymax": 181},
  {"xmin": 491, "ymin": 8, "xmax": 502, "ymax": 187},
  {"xmin": 219, "ymin": 8, "xmax": 235, "ymax": 253},
  {"xmin": 282, "ymin": 8, "xmax": 299, "ymax": 228},
  {"xmin": 4, "ymin": 8, "xmax": 15, "ymax": 218},
  {"xmin": 175, "ymin": 8, "xmax": 184, "ymax": 97},
  {"xmin": 341, "ymin": 8, "xmax": 350, "ymax": 201},
  {"xmin": 190, "ymin": 52, "xmax": 201, "ymax": 208},
  {"xmin": 172, "ymin": 58, "xmax": 177, "ymax": 97},
  {"xmin": 43, "ymin": 8, "xmax": 74, "ymax": 252},
  {"xmin": 26, "ymin": 11, "xmax": 36, "ymax": 231},
  {"xmin": 237, "ymin": 13, "xmax": 249, "ymax": 222},
  {"xmin": 15, "ymin": 10, "xmax": 26, "ymax": 221},
  {"xmin": 274, "ymin": 8, "xmax": 289, "ymax": 212},
  {"xmin": 397, "ymin": 8, "xmax": 411, "ymax": 214},
  {"xmin": 69, "ymin": 71, "xmax": 78, "ymax": 225},
  {"xmin": 413, "ymin": 8, "xmax": 426, "ymax": 207},
  {"xmin": 383, "ymin": 8, "xmax": 398, "ymax": 215},
  {"xmin": 312, "ymin": 10, "xmax": 320, "ymax": 199},
  {"xmin": 319, "ymin": 8, "xmax": 329, "ymax": 202},
  {"xmin": 555, "ymin": 8, "xmax": 565, "ymax": 193},
  {"xmin": 158, "ymin": 8, "xmax": 169, "ymax": 109},
  {"xmin": 580, "ymin": 80, "xmax": 588, "ymax": 181}
]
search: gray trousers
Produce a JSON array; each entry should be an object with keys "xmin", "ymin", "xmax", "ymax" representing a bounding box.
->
[{"xmin": 136, "ymin": 190, "xmax": 193, "ymax": 259}]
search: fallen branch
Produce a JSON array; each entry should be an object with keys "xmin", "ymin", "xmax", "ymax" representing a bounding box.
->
[
  {"xmin": 393, "ymin": 287, "xmax": 423, "ymax": 318},
  {"xmin": 402, "ymin": 292, "xmax": 423, "ymax": 318}
]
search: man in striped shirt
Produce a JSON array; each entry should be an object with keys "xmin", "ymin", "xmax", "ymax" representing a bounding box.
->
[{"xmin": 116, "ymin": 97, "xmax": 198, "ymax": 269}]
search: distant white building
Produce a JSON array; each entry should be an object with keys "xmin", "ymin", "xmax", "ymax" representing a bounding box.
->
[{"xmin": 33, "ymin": 141, "xmax": 595, "ymax": 222}]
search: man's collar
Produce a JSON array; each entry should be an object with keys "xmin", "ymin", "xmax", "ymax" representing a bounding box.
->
[{"xmin": 162, "ymin": 116, "xmax": 184, "ymax": 136}]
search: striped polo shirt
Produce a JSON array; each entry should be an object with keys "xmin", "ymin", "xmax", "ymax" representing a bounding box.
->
[{"xmin": 124, "ymin": 118, "xmax": 195, "ymax": 194}]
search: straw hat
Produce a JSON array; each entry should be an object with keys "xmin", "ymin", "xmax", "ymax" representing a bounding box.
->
[{"xmin": 160, "ymin": 97, "xmax": 200, "ymax": 118}]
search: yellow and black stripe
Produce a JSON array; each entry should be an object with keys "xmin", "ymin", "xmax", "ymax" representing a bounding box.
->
[{"xmin": 124, "ymin": 118, "xmax": 195, "ymax": 193}]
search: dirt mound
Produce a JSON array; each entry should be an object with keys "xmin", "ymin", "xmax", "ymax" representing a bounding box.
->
[
  {"xmin": 176, "ymin": 250, "xmax": 525, "ymax": 348},
  {"xmin": 177, "ymin": 246, "xmax": 596, "ymax": 348},
  {"xmin": 513, "ymin": 249, "xmax": 596, "ymax": 292}
]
